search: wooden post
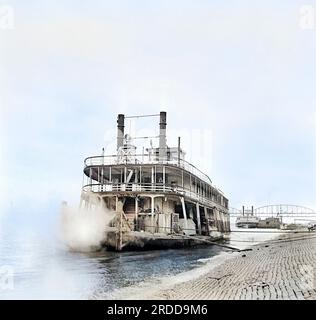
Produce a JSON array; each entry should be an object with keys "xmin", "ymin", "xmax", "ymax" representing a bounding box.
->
[
  {"xmin": 140, "ymin": 166, "xmax": 142, "ymax": 187},
  {"xmin": 151, "ymin": 196, "xmax": 155, "ymax": 233},
  {"xmin": 135, "ymin": 197, "xmax": 138, "ymax": 219},
  {"xmin": 196, "ymin": 203, "xmax": 202, "ymax": 235},
  {"xmin": 116, "ymin": 211, "xmax": 123, "ymax": 251},
  {"xmin": 181, "ymin": 170, "xmax": 184, "ymax": 188},
  {"xmin": 135, "ymin": 197, "xmax": 138, "ymax": 231},
  {"xmin": 204, "ymin": 206, "xmax": 209, "ymax": 235},
  {"xmin": 119, "ymin": 211, "xmax": 123, "ymax": 250},
  {"xmin": 180, "ymin": 197, "xmax": 188, "ymax": 233},
  {"xmin": 98, "ymin": 167, "xmax": 100, "ymax": 192}
]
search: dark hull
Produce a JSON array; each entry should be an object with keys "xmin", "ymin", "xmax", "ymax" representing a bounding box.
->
[
  {"xmin": 236, "ymin": 223, "xmax": 258, "ymax": 228},
  {"xmin": 104, "ymin": 231, "xmax": 223, "ymax": 251}
]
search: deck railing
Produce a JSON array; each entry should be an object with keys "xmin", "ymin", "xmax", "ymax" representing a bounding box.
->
[
  {"xmin": 84, "ymin": 154, "xmax": 215, "ymax": 188},
  {"xmin": 82, "ymin": 182, "xmax": 229, "ymax": 212}
]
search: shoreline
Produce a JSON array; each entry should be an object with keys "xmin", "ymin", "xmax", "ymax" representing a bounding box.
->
[
  {"xmin": 137, "ymin": 231, "xmax": 316, "ymax": 300},
  {"xmin": 102, "ymin": 249, "xmax": 238, "ymax": 300},
  {"xmin": 104, "ymin": 230, "xmax": 277, "ymax": 300},
  {"xmin": 146, "ymin": 233, "xmax": 316, "ymax": 300}
]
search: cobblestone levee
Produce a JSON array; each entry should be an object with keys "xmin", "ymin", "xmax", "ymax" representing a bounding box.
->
[{"xmin": 154, "ymin": 234, "xmax": 316, "ymax": 300}]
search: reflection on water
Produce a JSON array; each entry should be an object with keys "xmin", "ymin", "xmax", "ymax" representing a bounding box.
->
[
  {"xmin": 0, "ymin": 225, "xmax": 279, "ymax": 299},
  {"xmin": 0, "ymin": 226, "xmax": 225, "ymax": 299}
]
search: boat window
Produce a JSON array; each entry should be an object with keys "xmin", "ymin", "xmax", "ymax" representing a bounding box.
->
[
  {"xmin": 111, "ymin": 167, "xmax": 123, "ymax": 184},
  {"xmin": 175, "ymin": 203, "xmax": 184, "ymax": 218},
  {"xmin": 183, "ymin": 172, "xmax": 191, "ymax": 191},
  {"xmin": 165, "ymin": 167, "xmax": 182, "ymax": 186},
  {"xmin": 100, "ymin": 166, "xmax": 111, "ymax": 184},
  {"xmin": 155, "ymin": 165, "xmax": 164, "ymax": 184},
  {"xmin": 140, "ymin": 167, "xmax": 152, "ymax": 185}
]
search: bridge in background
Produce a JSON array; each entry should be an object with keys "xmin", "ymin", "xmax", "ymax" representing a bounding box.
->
[{"xmin": 229, "ymin": 204, "xmax": 316, "ymax": 218}]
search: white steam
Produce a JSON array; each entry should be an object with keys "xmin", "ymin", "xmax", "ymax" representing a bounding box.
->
[{"xmin": 60, "ymin": 196, "xmax": 116, "ymax": 252}]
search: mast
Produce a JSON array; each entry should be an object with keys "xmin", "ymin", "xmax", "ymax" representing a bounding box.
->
[
  {"xmin": 117, "ymin": 114, "xmax": 125, "ymax": 151},
  {"xmin": 159, "ymin": 111, "xmax": 167, "ymax": 162}
]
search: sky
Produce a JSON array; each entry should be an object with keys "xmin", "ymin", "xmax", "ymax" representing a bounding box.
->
[{"xmin": 1, "ymin": 0, "xmax": 316, "ymax": 226}]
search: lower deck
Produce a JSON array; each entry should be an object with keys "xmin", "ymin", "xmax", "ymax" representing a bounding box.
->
[{"xmin": 80, "ymin": 191, "xmax": 230, "ymax": 240}]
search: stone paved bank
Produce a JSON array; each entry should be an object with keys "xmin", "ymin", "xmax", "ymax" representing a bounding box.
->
[{"xmin": 153, "ymin": 233, "xmax": 316, "ymax": 300}]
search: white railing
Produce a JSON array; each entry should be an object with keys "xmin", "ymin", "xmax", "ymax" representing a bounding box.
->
[
  {"xmin": 82, "ymin": 182, "xmax": 229, "ymax": 212},
  {"xmin": 84, "ymin": 154, "xmax": 213, "ymax": 187}
]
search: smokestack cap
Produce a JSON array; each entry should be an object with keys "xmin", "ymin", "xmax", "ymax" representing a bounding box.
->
[
  {"xmin": 117, "ymin": 114, "xmax": 125, "ymax": 126},
  {"xmin": 160, "ymin": 111, "xmax": 167, "ymax": 125}
]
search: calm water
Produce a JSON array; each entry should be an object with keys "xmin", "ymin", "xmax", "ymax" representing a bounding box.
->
[{"xmin": 0, "ymin": 223, "xmax": 279, "ymax": 300}]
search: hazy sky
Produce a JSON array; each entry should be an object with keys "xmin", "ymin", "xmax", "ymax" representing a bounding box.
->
[{"xmin": 1, "ymin": 0, "xmax": 316, "ymax": 225}]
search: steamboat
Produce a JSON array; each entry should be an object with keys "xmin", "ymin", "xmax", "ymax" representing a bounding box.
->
[
  {"xmin": 80, "ymin": 112, "xmax": 230, "ymax": 251},
  {"xmin": 235, "ymin": 207, "xmax": 260, "ymax": 228}
]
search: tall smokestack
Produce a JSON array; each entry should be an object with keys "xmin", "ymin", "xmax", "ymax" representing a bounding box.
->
[
  {"xmin": 159, "ymin": 111, "xmax": 167, "ymax": 161},
  {"xmin": 117, "ymin": 114, "xmax": 125, "ymax": 151}
]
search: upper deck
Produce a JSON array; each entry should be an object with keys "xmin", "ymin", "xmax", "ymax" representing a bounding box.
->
[
  {"xmin": 82, "ymin": 153, "xmax": 228, "ymax": 210},
  {"xmin": 81, "ymin": 111, "xmax": 229, "ymax": 211},
  {"xmin": 84, "ymin": 153, "xmax": 213, "ymax": 186}
]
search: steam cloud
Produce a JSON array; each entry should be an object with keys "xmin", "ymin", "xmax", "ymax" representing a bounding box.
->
[{"xmin": 60, "ymin": 196, "xmax": 116, "ymax": 252}]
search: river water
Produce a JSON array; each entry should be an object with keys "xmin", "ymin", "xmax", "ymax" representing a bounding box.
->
[{"xmin": 0, "ymin": 222, "xmax": 280, "ymax": 300}]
